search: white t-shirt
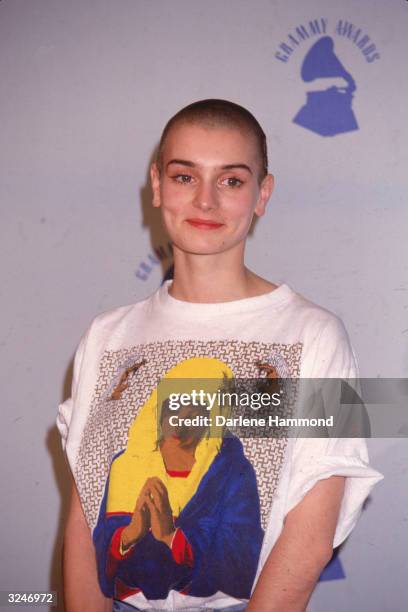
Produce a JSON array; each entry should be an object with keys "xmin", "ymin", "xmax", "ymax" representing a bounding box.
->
[{"xmin": 57, "ymin": 281, "xmax": 383, "ymax": 611}]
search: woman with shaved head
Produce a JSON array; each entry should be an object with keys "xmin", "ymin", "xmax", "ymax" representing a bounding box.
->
[{"xmin": 58, "ymin": 99, "xmax": 382, "ymax": 612}]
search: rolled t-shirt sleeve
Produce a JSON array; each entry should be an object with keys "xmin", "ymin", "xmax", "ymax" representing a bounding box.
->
[
  {"xmin": 56, "ymin": 330, "xmax": 88, "ymax": 450},
  {"xmin": 285, "ymin": 314, "xmax": 383, "ymax": 548},
  {"xmin": 286, "ymin": 437, "xmax": 383, "ymax": 548}
]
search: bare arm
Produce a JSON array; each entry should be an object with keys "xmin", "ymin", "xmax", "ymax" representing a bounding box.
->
[
  {"xmin": 63, "ymin": 474, "xmax": 113, "ymax": 612},
  {"xmin": 247, "ymin": 475, "xmax": 346, "ymax": 612}
]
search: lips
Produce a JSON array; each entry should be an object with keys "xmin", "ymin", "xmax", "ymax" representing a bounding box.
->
[{"xmin": 185, "ymin": 218, "xmax": 224, "ymax": 229}]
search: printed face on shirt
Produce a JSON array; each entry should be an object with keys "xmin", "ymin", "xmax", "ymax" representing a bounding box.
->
[
  {"xmin": 150, "ymin": 122, "xmax": 274, "ymax": 257},
  {"xmin": 159, "ymin": 398, "xmax": 209, "ymax": 449}
]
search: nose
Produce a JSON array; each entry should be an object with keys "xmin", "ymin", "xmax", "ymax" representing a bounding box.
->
[{"xmin": 193, "ymin": 179, "xmax": 219, "ymax": 212}]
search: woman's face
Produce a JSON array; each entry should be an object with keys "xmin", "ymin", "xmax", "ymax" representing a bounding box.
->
[{"xmin": 151, "ymin": 122, "xmax": 274, "ymax": 257}]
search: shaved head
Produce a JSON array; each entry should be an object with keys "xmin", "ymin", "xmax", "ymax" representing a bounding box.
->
[{"xmin": 156, "ymin": 99, "xmax": 268, "ymax": 183}]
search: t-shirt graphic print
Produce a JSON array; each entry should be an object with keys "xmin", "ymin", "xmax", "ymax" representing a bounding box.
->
[{"xmin": 76, "ymin": 339, "xmax": 301, "ymax": 605}]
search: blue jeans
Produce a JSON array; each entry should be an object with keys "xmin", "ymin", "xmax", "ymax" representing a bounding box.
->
[{"xmin": 112, "ymin": 600, "xmax": 247, "ymax": 612}]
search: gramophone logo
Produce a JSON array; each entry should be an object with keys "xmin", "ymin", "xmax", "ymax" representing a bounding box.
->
[
  {"xmin": 274, "ymin": 19, "xmax": 380, "ymax": 137},
  {"xmin": 293, "ymin": 36, "xmax": 358, "ymax": 137}
]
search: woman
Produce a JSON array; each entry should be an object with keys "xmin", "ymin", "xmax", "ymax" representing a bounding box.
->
[{"xmin": 58, "ymin": 99, "xmax": 382, "ymax": 611}]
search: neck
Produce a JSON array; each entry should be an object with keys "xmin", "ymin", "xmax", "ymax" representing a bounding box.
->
[
  {"xmin": 160, "ymin": 437, "xmax": 197, "ymax": 471},
  {"xmin": 169, "ymin": 244, "xmax": 277, "ymax": 303}
]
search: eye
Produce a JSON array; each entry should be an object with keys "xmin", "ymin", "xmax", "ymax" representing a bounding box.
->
[
  {"xmin": 221, "ymin": 177, "xmax": 243, "ymax": 188},
  {"xmin": 173, "ymin": 174, "xmax": 193, "ymax": 184}
]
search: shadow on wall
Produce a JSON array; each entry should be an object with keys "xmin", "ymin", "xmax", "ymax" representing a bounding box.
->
[
  {"xmin": 47, "ymin": 358, "xmax": 75, "ymax": 611},
  {"xmin": 139, "ymin": 145, "xmax": 175, "ymax": 282}
]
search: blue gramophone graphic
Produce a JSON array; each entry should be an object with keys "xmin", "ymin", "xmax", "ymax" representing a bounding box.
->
[{"xmin": 293, "ymin": 36, "xmax": 359, "ymax": 137}]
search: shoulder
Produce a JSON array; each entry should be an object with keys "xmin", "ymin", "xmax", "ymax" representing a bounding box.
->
[
  {"xmin": 71, "ymin": 289, "xmax": 160, "ymax": 365},
  {"xmin": 91, "ymin": 296, "xmax": 149, "ymax": 329},
  {"xmin": 282, "ymin": 285, "xmax": 350, "ymax": 343},
  {"xmin": 85, "ymin": 288, "xmax": 159, "ymax": 338},
  {"xmin": 282, "ymin": 286, "xmax": 357, "ymax": 377},
  {"xmin": 286, "ymin": 285, "xmax": 340, "ymax": 323}
]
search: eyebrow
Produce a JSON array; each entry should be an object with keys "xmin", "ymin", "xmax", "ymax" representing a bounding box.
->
[{"xmin": 166, "ymin": 159, "xmax": 253, "ymax": 174}]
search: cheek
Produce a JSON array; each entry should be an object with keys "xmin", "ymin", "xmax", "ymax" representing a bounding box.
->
[
  {"xmin": 161, "ymin": 185, "xmax": 191, "ymax": 215},
  {"xmin": 159, "ymin": 188, "xmax": 188, "ymax": 240},
  {"xmin": 225, "ymin": 193, "xmax": 258, "ymax": 224}
]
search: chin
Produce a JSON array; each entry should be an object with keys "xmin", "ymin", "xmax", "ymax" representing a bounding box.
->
[{"xmin": 175, "ymin": 240, "xmax": 234, "ymax": 256}]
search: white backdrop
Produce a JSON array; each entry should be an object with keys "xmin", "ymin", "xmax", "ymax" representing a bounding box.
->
[{"xmin": 1, "ymin": 0, "xmax": 407, "ymax": 610}]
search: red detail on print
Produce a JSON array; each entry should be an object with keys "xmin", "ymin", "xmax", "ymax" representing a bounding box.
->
[
  {"xmin": 171, "ymin": 528, "xmax": 194, "ymax": 567},
  {"xmin": 166, "ymin": 468, "xmax": 191, "ymax": 478}
]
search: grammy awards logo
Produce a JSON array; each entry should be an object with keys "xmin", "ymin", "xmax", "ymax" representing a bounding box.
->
[
  {"xmin": 274, "ymin": 18, "xmax": 380, "ymax": 138},
  {"xmin": 293, "ymin": 36, "xmax": 358, "ymax": 137}
]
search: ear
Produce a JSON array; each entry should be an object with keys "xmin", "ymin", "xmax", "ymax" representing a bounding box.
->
[
  {"xmin": 254, "ymin": 173, "xmax": 275, "ymax": 217},
  {"xmin": 150, "ymin": 162, "xmax": 161, "ymax": 208}
]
